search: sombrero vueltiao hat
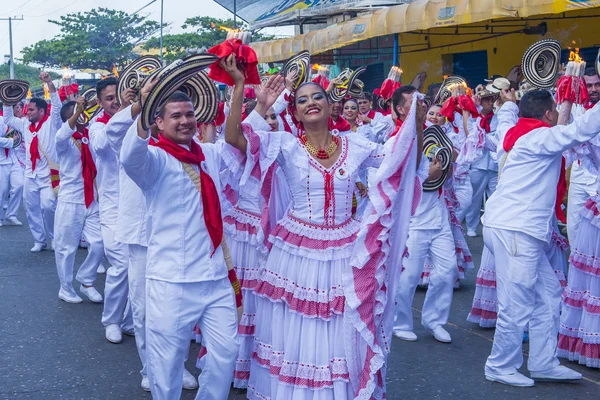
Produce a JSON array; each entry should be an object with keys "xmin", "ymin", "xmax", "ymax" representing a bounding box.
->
[
  {"xmin": 348, "ymin": 78, "xmax": 365, "ymax": 98},
  {"xmin": 76, "ymin": 88, "xmax": 102, "ymax": 125},
  {"xmin": 282, "ymin": 50, "xmax": 310, "ymax": 91},
  {"xmin": 140, "ymin": 53, "xmax": 219, "ymax": 130},
  {"xmin": 434, "ymin": 75, "xmax": 466, "ymax": 105},
  {"xmin": 6, "ymin": 128, "xmax": 22, "ymax": 148},
  {"xmin": 0, "ymin": 80, "xmax": 30, "ymax": 105},
  {"xmin": 422, "ymin": 125, "xmax": 453, "ymax": 192},
  {"xmin": 329, "ymin": 66, "xmax": 367, "ymax": 102},
  {"xmin": 117, "ymin": 56, "xmax": 163, "ymax": 105},
  {"xmin": 521, "ymin": 39, "xmax": 561, "ymax": 89}
]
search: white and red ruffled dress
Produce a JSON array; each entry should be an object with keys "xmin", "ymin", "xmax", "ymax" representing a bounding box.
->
[{"xmin": 239, "ymin": 121, "xmax": 385, "ymax": 399}]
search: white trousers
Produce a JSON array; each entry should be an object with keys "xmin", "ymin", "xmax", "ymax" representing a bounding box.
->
[
  {"xmin": 128, "ymin": 243, "xmax": 148, "ymax": 378},
  {"xmin": 100, "ymin": 223, "xmax": 130, "ymax": 327},
  {"xmin": 453, "ymin": 176, "xmax": 473, "ymax": 223},
  {"xmin": 54, "ymin": 201, "xmax": 104, "ymax": 290},
  {"xmin": 465, "ymin": 168, "xmax": 497, "ymax": 233},
  {"xmin": 484, "ymin": 227, "xmax": 562, "ymax": 375},
  {"xmin": 566, "ymin": 180, "xmax": 596, "ymax": 245},
  {"xmin": 0, "ymin": 163, "xmax": 23, "ymax": 220},
  {"xmin": 394, "ymin": 220, "xmax": 458, "ymax": 331},
  {"xmin": 23, "ymin": 175, "xmax": 56, "ymax": 244},
  {"xmin": 146, "ymin": 277, "xmax": 239, "ymax": 400}
]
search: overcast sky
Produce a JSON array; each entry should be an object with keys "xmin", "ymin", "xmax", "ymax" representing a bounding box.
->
[{"xmin": 0, "ymin": 0, "xmax": 292, "ymax": 62}]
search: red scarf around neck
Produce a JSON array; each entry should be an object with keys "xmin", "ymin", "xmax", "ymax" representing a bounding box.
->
[
  {"xmin": 479, "ymin": 112, "xmax": 494, "ymax": 133},
  {"xmin": 29, "ymin": 113, "xmax": 50, "ymax": 171},
  {"xmin": 4, "ymin": 127, "xmax": 9, "ymax": 158},
  {"xmin": 95, "ymin": 111, "xmax": 112, "ymax": 125},
  {"xmin": 72, "ymin": 128, "xmax": 97, "ymax": 208},
  {"xmin": 389, "ymin": 118, "xmax": 404, "ymax": 139},
  {"xmin": 365, "ymin": 109, "xmax": 376, "ymax": 120},
  {"xmin": 328, "ymin": 116, "xmax": 351, "ymax": 132},
  {"xmin": 503, "ymin": 118, "xmax": 567, "ymax": 223},
  {"xmin": 149, "ymin": 134, "xmax": 223, "ymax": 256}
]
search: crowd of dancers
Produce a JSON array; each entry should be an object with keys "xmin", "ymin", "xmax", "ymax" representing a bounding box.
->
[{"xmin": 0, "ymin": 36, "xmax": 599, "ymax": 400}]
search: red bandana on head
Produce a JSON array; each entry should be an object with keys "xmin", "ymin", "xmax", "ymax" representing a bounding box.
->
[
  {"xmin": 503, "ymin": 118, "xmax": 567, "ymax": 223},
  {"xmin": 29, "ymin": 113, "xmax": 50, "ymax": 171},
  {"xmin": 72, "ymin": 128, "xmax": 97, "ymax": 208},
  {"xmin": 149, "ymin": 134, "xmax": 223, "ymax": 256}
]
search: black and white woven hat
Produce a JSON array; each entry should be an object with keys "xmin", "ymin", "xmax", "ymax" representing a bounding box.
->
[
  {"xmin": 329, "ymin": 66, "xmax": 366, "ymax": 102},
  {"xmin": 0, "ymin": 80, "xmax": 29, "ymax": 105},
  {"xmin": 434, "ymin": 75, "xmax": 466, "ymax": 105},
  {"xmin": 6, "ymin": 129, "xmax": 22, "ymax": 148},
  {"xmin": 422, "ymin": 125, "xmax": 453, "ymax": 192},
  {"xmin": 76, "ymin": 88, "xmax": 102, "ymax": 125},
  {"xmin": 282, "ymin": 50, "xmax": 310, "ymax": 91},
  {"xmin": 521, "ymin": 39, "xmax": 561, "ymax": 89},
  {"xmin": 117, "ymin": 56, "xmax": 163, "ymax": 105},
  {"xmin": 140, "ymin": 53, "xmax": 219, "ymax": 130}
]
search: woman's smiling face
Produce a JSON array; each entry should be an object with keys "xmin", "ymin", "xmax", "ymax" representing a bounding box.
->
[{"xmin": 294, "ymin": 83, "xmax": 330, "ymax": 124}]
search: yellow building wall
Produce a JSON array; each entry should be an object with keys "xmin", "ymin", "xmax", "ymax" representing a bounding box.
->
[{"xmin": 398, "ymin": 9, "xmax": 600, "ymax": 88}]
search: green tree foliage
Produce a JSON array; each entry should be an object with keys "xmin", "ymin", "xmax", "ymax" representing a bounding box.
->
[
  {"xmin": 21, "ymin": 8, "xmax": 161, "ymax": 70},
  {"xmin": 142, "ymin": 17, "xmax": 276, "ymax": 63},
  {"xmin": 0, "ymin": 63, "xmax": 59, "ymax": 87}
]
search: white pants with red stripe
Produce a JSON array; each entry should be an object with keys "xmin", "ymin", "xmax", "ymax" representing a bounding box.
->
[
  {"xmin": 483, "ymin": 227, "xmax": 562, "ymax": 375},
  {"xmin": 23, "ymin": 174, "xmax": 56, "ymax": 244},
  {"xmin": 54, "ymin": 200, "xmax": 104, "ymax": 291},
  {"xmin": 146, "ymin": 277, "xmax": 239, "ymax": 400}
]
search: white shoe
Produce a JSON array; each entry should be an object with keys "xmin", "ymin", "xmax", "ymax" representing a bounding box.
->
[
  {"xmin": 393, "ymin": 330, "xmax": 418, "ymax": 341},
  {"xmin": 486, "ymin": 371, "xmax": 534, "ymax": 387},
  {"xmin": 3, "ymin": 216, "xmax": 22, "ymax": 226},
  {"xmin": 58, "ymin": 287, "xmax": 82, "ymax": 304},
  {"xmin": 466, "ymin": 230, "xmax": 477, "ymax": 237},
  {"xmin": 141, "ymin": 376, "xmax": 150, "ymax": 392},
  {"xmin": 97, "ymin": 264, "xmax": 106, "ymax": 274},
  {"xmin": 80, "ymin": 284, "xmax": 103, "ymax": 303},
  {"xmin": 105, "ymin": 324, "xmax": 123, "ymax": 344},
  {"xmin": 530, "ymin": 365, "xmax": 583, "ymax": 382},
  {"xmin": 30, "ymin": 242, "xmax": 46, "ymax": 252},
  {"xmin": 425, "ymin": 326, "xmax": 452, "ymax": 343},
  {"xmin": 182, "ymin": 368, "xmax": 199, "ymax": 390}
]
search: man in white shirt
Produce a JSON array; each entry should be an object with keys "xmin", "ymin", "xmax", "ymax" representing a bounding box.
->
[
  {"xmin": 0, "ymin": 104, "xmax": 25, "ymax": 227},
  {"xmin": 53, "ymin": 98, "xmax": 105, "ymax": 303},
  {"xmin": 566, "ymin": 67, "xmax": 600, "ymax": 244},
  {"xmin": 89, "ymin": 78, "xmax": 132, "ymax": 344},
  {"xmin": 481, "ymin": 89, "xmax": 600, "ymax": 387},
  {"xmin": 120, "ymin": 86, "xmax": 238, "ymax": 399},
  {"xmin": 2, "ymin": 72, "xmax": 61, "ymax": 252},
  {"xmin": 358, "ymin": 91, "xmax": 384, "ymax": 126}
]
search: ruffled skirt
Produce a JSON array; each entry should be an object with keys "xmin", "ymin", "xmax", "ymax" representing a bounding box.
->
[
  {"xmin": 247, "ymin": 215, "xmax": 357, "ymax": 400},
  {"xmin": 558, "ymin": 196, "xmax": 600, "ymax": 368}
]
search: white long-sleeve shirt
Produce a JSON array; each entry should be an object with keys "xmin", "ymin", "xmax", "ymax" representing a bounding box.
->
[
  {"xmin": 105, "ymin": 106, "xmax": 150, "ymax": 247},
  {"xmin": 120, "ymin": 120, "xmax": 228, "ymax": 283},
  {"xmin": 2, "ymin": 92, "xmax": 61, "ymax": 179},
  {"xmin": 55, "ymin": 122, "xmax": 97, "ymax": 204},
  {"xmin": 89, "ymin": 111, "xmax": 120, "ymax": 222},
  {"xmin": 471, "ymin": 113, "xmax": 499, "ymax": 171},
  {"xmin": 483, "ymin": 101, "xmax": 600, "ymax": 242}
]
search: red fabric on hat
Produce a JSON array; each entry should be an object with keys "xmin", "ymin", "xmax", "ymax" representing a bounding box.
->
[
  {"xmin": 380, "ymin": 79, "xmax": 401, "ymax": 102},
  {"xmin": 312, "ymin": 75, "xmax": 330, "ymax": 90},
  {"xmin": 28, "ymin": 113, "xmax": 49, "ymax": 171},
  {"xmin": 208, "ymin": 39, "xmax": 260, "ymax": 86},
  {"xmin": 72, "ymin": 128, "xmax": 97, "ymax": 208},
  {"xmin": 58, "ymin": 83, "xmax": 79, "ymax": 102},
  {"xmin": 503, "ymin": 118, "xmax": 567, "ymax": 223},
  {"xmin": 556, "ymin": 76, "xmax": 590, "ymax": 105},
  {"xmin": 150, "ymin": 134, "xmax": 223, "ymax": 256},
  {"xmin": 441, "ymin": 95, "xmax": 479, "ymax": 124}
]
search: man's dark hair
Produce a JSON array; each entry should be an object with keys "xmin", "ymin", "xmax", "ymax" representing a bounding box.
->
[
  {"xmin": 391, "ymin": 85, "xmax": 417, "ymax": 118},
  {"xmin": 519, "ymin": 90, "xmax": 554, "ymax": 119},
  {"xmin": 96, "ymin": 77, "xmax": 118, "ymax": 99},
  {"xmin": 360, "ymin": 91, "xmax": 372, "ymax": 101},
  {"xmin": 29, "ymin": 98, "xmax": 48, "ymax": 115},
  {"xmin": 157, "ymin": 91, "xmax": 193, "ymax": 119},
  {"xmin": 584, "ymin": 67, "xmax": 598, "ymax": 77},
  {"xmin": 60, "ymin": 101, "xmax": 76, "ymax": 123}
]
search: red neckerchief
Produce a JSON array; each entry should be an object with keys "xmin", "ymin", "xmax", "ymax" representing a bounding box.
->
[
  {"xmin": 389, "ymin": 118, "xmax": 404, "ymax": 138},
  {"xmin": 4, "ymin": 127, "xmax": 9, "ymax": 158},
  {"xmin": 72, "ymin": 128, "xmax": 97, "ymax": 208},
  {"xmin": 365, "ymin": 109, "xmax": 376, "ymax": 119},
  {"xmin": 29, "ymin": 113, "xmax": 50, "ymax": 171},
  {"xmin": 479, "ymin": 111, "xmax": 494, "ymax": 133},
  {"xmin": 149, "ymin": 134, "xmax": 223, "ymax": 256},
  {"xmin": 584, "ymin": 100, "xmax": 597, "ymax": 111},
  {"xmin": 328, "ymin": 116, "xmax": 351, "ymax": 132},
  {"xmin": 503, "ymin": 118, "xmax": 567, "ymax": 223},
  {"xmin": 95, "ymin": 111, "xmax": 112, "ymax": 125}
]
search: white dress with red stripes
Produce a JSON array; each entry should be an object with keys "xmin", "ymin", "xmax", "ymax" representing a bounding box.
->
[{"xmin": 241, "ymin": 126, "xmax": 385, "ymax": 400}]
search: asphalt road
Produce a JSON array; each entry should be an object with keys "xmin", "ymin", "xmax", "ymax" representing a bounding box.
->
[{"xmin": 1, "ymin": 209, "xmax": 599, "ymax": 400}]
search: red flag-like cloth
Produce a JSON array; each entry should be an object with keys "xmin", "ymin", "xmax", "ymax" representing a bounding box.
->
[
  {"xmin": 208, "ymin": 39, "xmax": 260, "ymax": 86},
  {"xmin": 72, "ymin": 128, "xmax": 97, "ymax": 208},
  {"xmin": 29, "ymin": 113, "xmax": 49, "ymax": 171}
]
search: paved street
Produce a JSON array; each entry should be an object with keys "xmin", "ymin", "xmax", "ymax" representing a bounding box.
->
[{"xmin": 1, "ymin": 209, "xmax": 599, "ymax": 400}]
